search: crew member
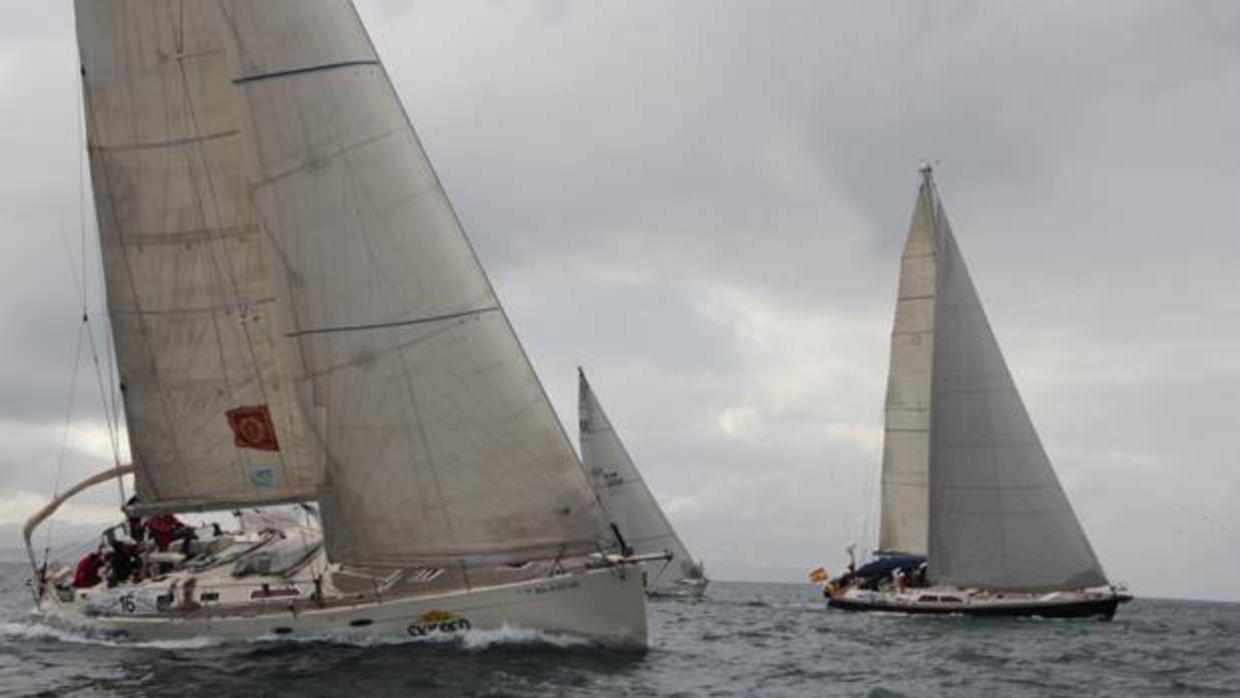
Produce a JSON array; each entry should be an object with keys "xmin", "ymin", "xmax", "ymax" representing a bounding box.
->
[
  {"xmin": 148, "ymin": 513, "xmax": 196, "ymax": 553},
  {"xmin": 72, "ymin": 549, "xmax": 103, "ymax": 588},
  {"xmin": 124, "ymin": 495, "xmax": 146, "ymax": 542},
  {"xmin": 105, "ymin": 539, "xmax": 142, "ymax": 587}
]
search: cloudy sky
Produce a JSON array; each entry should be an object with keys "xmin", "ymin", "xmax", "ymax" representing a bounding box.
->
[{"xmin": 1, "ymin": 1, "xmax": 1237, "ymax": 601}]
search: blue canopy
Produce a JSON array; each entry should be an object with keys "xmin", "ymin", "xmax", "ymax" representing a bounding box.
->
[{"xmin": 853, "ymin": 554, "xmax": 926, "ymax": 579}]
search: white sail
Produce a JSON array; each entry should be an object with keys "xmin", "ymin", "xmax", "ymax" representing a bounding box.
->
[
  {"xmin": 76, "ymin": 0, "xmax": 323, "ymax": 513},
  {"xmin": 877, "ymin": 181, "xmax": 937, "ymax": 555},
  {"xmin": 215, "ymin": 0, "xmax": 610, "ymax": 568},
  {"xmin": 578, "ymin": 370, "xmax": 703, "ymax": 591},
  {"xmin": 916, "ymin": 170, "xmax": 1108, "ymax": 591}
]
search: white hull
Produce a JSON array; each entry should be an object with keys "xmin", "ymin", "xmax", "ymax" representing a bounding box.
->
[{"xmin": 35, "ymin": 566, "xmax": 647, "ymax": 647}]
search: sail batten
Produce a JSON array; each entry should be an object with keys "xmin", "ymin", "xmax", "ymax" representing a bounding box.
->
[{"xmin": 233, "ymin": 59, "xmax": 381, "ymax": 85}]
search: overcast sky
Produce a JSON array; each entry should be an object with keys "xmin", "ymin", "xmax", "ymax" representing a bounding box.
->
[{"xmin": 0, "ymin": 1, "xmax": 1237, "ymax": 601}]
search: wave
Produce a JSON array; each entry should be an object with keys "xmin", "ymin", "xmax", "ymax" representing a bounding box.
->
[
  {"xmin": 239, "ymin": 623, "xmax": 601, "ymax": 652},
  {"xmin": 1, "ymin": 618, "xmax": 601, "ymax": 654},
  {"xmin": 0, "ymin": 619, "xmax": 220, "ymax": 650}
]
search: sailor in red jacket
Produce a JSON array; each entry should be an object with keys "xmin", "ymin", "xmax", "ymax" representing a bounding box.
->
[
  {"xmin": 72, "ymin": 550, "xmax": 103, "ymax": 588},
  {"xmin": 147, "ymin": 514, "xmax": 196, "ymax": 553}
]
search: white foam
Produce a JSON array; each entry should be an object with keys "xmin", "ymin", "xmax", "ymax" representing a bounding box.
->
[
  {"xmin": 242, "ymin": 623, "xmax": 596, "ymax": 651},
  {"xmin": 458, "ymin": 623, "xmax": 595, "ymax": 650},
  {"xmin": 0, "ymin": 620, "xmax": 222, "ymax": 650},
  {"xmin": 2, "ymin": 618, "xmax": 598, "ymax": 653}
]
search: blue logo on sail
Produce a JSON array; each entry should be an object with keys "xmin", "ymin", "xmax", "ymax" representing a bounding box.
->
[{"xmin": 249, "ymin": 464, "xmax": 277, "ymax": 490}]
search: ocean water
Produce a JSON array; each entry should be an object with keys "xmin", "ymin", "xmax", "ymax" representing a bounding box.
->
[{"xmin": 1, "ymin": 562, "xmax": 1236, "ymax": 697}]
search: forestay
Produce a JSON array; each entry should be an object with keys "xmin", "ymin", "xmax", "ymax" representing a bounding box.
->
[
  {"xmin": 578, "ymin": 370, "xmax": 700, "ymax": 589},
  {"xmin": 216, "ymin": 0, "xmax": 608, "ymax": 568},
  {"xmin": 877, "ymin": 178, "xmax": 937, "ymax": 556},
  {"xmin": 76, "ymin": 0, "xmax": 322, "ymax": 512},
  {"xmin": 921, "ymin": 171, "xmax": 1108, "ymax": 592}
]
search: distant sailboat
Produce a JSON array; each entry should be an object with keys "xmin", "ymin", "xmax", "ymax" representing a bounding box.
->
[
  {"xmin": 25, "ymin": 0, "xmax": 652, "ymax": 645},
  {"xmin": 825, "ymin": 166, "xmax": 1130, "ymax": 618},
  {"xmin": 578, "ymin": 370, "xmax": 708, "ymax": 597}
]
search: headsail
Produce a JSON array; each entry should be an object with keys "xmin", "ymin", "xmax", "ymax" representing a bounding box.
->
[
  {"xmin": 578, "ymin": 370, "xmax": 702, "ymax": 590},
  {"xmin": 76, "ymin": 0, "xmax": 322, "ymax": 513},
  {"xmin": 918, "ymin": 169, "xmax": 1107, "ymax": 591},
  {"xmin": 216, "ymin": 0, "xmax": 609, "ymax": 568}
]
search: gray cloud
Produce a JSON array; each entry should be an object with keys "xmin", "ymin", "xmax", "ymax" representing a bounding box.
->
[{"xmin": 0, "ymin": 1, "xmax": 1235, "ymax": 601}]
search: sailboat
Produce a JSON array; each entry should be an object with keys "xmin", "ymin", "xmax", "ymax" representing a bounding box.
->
[
  {"xmin": 578, "ymin": 370, "xmax": 708, "ymax": 597},
  {"xmin": 23, "ymin": 0, "xmax": 654, "ymax": 646},
  {"xmin": 825, "ymin": 166, "xmax": 1131, "ymax": 618}
]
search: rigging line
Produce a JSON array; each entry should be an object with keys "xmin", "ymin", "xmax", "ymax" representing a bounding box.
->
[
  {"xmin": 101, "ymin": 313, "xmax": 120, "ymax": 462},
  {"xmin": 82, "ymin": 41, "xmax": 180, "ymax": 501},
  {"xmin": 77, "ymin": 131, "xmax": 125, "ymax": 474},
  {"xmin": 42, "ymin": 322, "xmax": 88, "ymax": 560},
  {"xmin": 85, "ymin": 317, "xmax": 127, "ymax": 504},
  {"xmin": 72, "ymin": 59, "xmax": 126, "ymax": 506},
  {"xmin": 55, "ymin": 222, "xmax": 128, "ymax": 527},
  {"xmin": 86, "ymin": 216, "xmax": 125, "ymax": 478},
  {"xmin": 71, "ymin": 36, "xmax": 87, "ymax": 322},
  {"xmin": 74, "ymin": 32, "xmax": 113, "ymax": 461},
  {"xmin": 861, "ymin": 406, "xmax": 883, "ymax": 555},
  {"xmin": 69, "ymin": 0, "xmax": 123, "ymax": 483},
  {"xmin": 57, "ymin": 224, "xmax": 86, "ymax": 311}
]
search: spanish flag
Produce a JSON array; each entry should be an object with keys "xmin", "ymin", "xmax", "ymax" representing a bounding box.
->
[{"xmin": 808, "ymin": 566, "xmax": 829, "ymax": 584}]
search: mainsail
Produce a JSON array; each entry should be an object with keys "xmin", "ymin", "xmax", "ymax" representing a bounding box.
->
[
  {"xmin": 78, "ymin": 0, "xmax": 611, "ymax": 569},
  {"xmin": 578, "ymin": 370, "xmax": 702, "ymax": 590},
  {"xmin": 877, "ymin": 179, "xmax": 937, "ymax": 556},
  {"xmin": 883, "ymin": 168, "xmax": 1108, "ymax": 592},
  {"xmin": 215, "ymin": 0, "xmax": 609, "ymax": 568},
  {"xmin": 76, "ymin": 0, "xmax": 322, "ymax": 512}
]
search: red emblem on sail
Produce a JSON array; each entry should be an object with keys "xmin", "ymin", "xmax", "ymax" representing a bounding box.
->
[{"xmin": 225, "ymin": 405, "xmax": 281, "ymax": 452}]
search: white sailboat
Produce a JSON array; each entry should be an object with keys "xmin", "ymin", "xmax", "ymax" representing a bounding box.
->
[
  {"xmin": 825, "ymin": 166, "xmax": 1130, "ymax": 618},
  {"xmin": 24, "ymin": 0, "xmax": 652, "ymax": 646},
  {"xmin": 578, "ymin": 370, "xmax": 708, "ymax": 597}
]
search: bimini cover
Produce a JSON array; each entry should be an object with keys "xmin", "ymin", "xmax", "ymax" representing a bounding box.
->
[{"xmin": 854, "ymin": 554, "xmax": 926, "ymax": 581}]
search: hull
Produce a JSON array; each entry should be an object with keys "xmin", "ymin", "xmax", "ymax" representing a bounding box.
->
[
  {"xmin": 34, "ymin": 566, "xmax": 647, "ymax": 647},
  {"xmin": 827, "ymin": 587, "xmax": 1126, "ymax": 620}
]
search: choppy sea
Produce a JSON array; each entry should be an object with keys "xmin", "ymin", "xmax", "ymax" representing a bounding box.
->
[{"xmin": 1, "ymin": 562, "xmax": 1236, "ymax": 697}]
